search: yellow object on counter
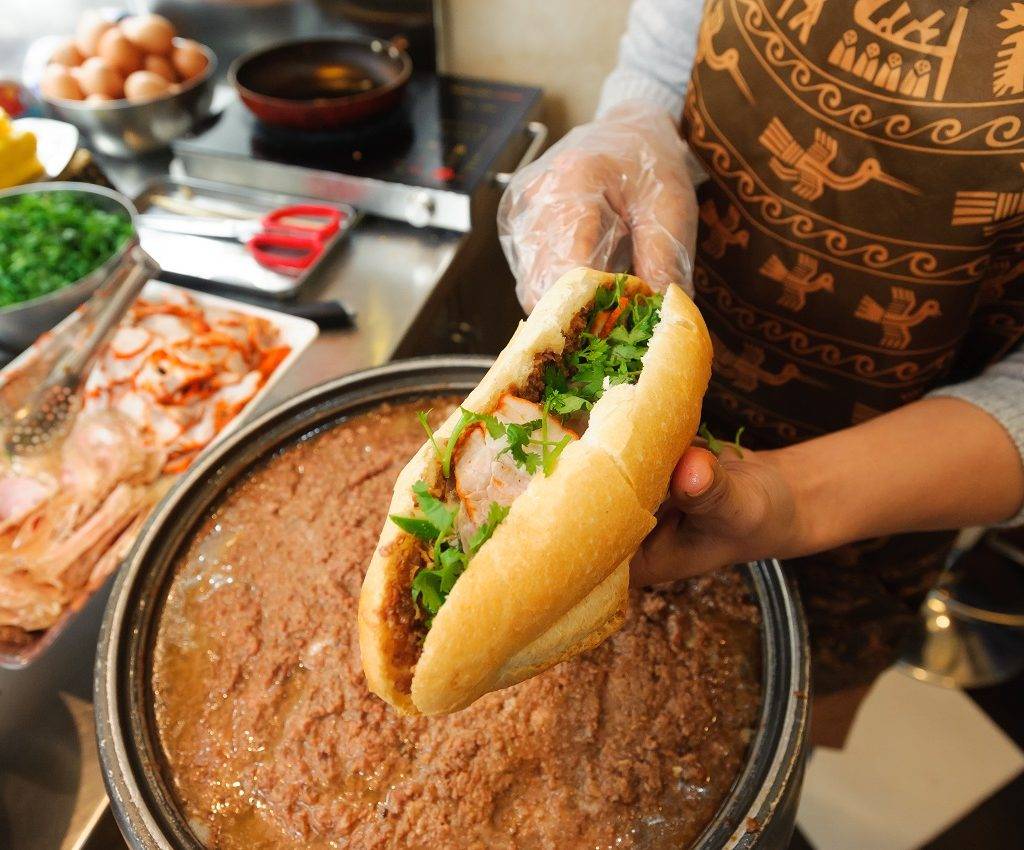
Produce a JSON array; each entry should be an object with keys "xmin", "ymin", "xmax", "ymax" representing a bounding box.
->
[{"xmin": 0, "ymin": 108, "xmax": 43, "ymax": 189}]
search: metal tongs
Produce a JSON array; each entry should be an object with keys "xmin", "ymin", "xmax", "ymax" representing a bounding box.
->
[{"xmin": 0, "ymin": 244, "xmax": 159, "ymax": 458}]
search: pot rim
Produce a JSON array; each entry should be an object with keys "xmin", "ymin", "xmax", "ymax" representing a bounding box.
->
[{"xmin": 95, "ymin": 356, "xmax": 808, "ymax": 850}]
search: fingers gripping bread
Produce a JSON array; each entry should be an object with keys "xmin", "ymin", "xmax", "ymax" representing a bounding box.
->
[{"xmin": 359, "ymin": 268, "xmax": 712, "ymax": 715}]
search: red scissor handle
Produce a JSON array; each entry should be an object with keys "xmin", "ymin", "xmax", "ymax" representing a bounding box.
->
[
  {"xmin": 247, "ymin": 231, "xmax": 322, "ymax": 272},
  {"xmin": 261, "ymin": 204, "xmax": 342, "ymax": 241}
]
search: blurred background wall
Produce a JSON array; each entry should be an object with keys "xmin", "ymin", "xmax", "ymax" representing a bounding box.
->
[{"xmin": 439, "ymin": 0, "xmax": 632, "ymax": 138}]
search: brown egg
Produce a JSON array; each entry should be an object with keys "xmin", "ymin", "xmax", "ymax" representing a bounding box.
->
[
  {"xmin": 120, "ymin": 14, "xmax": 176, "ymax": 55},
  {"xmin": 124, "ymin": 70, "xmax": 170, "ymax": 103},
  {"xmin": 171, "ymin": 40, "xmax": 208, "ymax": 81},
  {"xmin": 85, "ymin": 93, "xmax": 113, "ymax": 104},
  {"xmin": 75, "ymin": 11, "xmax": 114, "ymax": 57},
  {"xmin": 76, "ymin": 56, "xmax": 125, "ymax": 100},
  {"xmin": 143, "ymin": 54, "xmax": 178, "ymax": 83},
  {"xmin": 41, "ymin": 63, "xmax": 84, "ymax": 101},
  {"xmin": 97, "ymin": 27, "xmax": 144, "ymax": 75},
  {"xmin": 50, "ymin": 39, "xmax": 84, "ymax": 67}
]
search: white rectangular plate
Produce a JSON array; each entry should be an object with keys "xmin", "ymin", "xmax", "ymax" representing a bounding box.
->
[{"xmin": 0, "ymin": 281, "xmax": 318, "ymax": 667}]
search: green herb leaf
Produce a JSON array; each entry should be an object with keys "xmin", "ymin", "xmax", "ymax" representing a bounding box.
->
[
  {"xmin": 411, "ymin": 570, "xmax": 445, "ymax": 618},
  {"xmin": 411, "ymin": 538, "xmax": 470, "ymax": 625},
  {"xmin": 435, "ymin": 407, "xmax": 504, "ymax": 478},
  {"xmin": 411, "ymin": 480, "xmax": 455, "ymax": 538},
  {"xmin": 592, "ymin": 273, "xmax": 628, "ymax": 313},
  {"xmin": 543, "ymin": 434, "xmax": 572, "ymax": 476},
  {"xmin": 417, "ymin": 410, "xmax": 442, "ymax": 462},
  {"xmin": 480, "ymin": 413, "xmax": 505, "ymax": 439},
  {"xmin": 469, "ymin": 502, "xmax": 511, "ymax": 553},
  {"xmin": 732, "ymin": 426, "xmax": 746, "ymax": 459},
  {"xmin": 547, "ymin": 392, "xmax": 588, "ymax": 415},
  {"xmin": 435, "ymin": 544, "xmax": 469, "ymax": 593},
  {"xmin": 698, "ymin": 422, "xmax": 724, "ymax": 456},
  {"xmin": 501, "ymin": 419, "xmax": 542, "ymax": 474},
  {"xmin": 388, "ymin": 514, "xmax": 437, "ymax": 540},
  {"xmin": 699, "ymin": 423, "xmax": 746, "ymax": 458}
]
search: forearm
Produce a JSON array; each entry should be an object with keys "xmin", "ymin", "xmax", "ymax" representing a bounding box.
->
[
  {"xmin": 596, "ymin": 0, "xmax": 703, "ymax": 120},
  {"xmin": 767, "ymin": 397, "xmax": 1024, "ymax": 556}
]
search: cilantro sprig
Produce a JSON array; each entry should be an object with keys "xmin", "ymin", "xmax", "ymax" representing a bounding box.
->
[
  {"xmin": 391, "ymin": 481, "xmax": 511, "ymax": 624},
  {"xmin": 698, "ymin": 423, "xmax": 746, "ymax": 458},
  {"xmin": 418, "ymin": 407, "xmax": 503, "ymax": 478},
  {"xmin": 419, "ymin": 405, "xmax": 570, "ymax": 479},
  {"xmin": 468, "ymin": 502, "xmax": 511, "ymax": 553},
  {"xmin": 543, "ymin": 275, "xmax": 663, "ymax": 416}
]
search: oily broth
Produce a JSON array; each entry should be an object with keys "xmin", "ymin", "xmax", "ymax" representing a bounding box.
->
[{"xmin": 149, "ymin": 397, "xmax": 761, "ymax": 850}]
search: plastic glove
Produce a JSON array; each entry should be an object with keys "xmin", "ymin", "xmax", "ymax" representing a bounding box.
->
[{"xmin": 498, "ymin": 100, "xmax": 698, "ymax": 313}]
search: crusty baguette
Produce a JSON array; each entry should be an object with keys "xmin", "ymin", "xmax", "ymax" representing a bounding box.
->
[
  {"xmin": 584, "ymin": 283, "xmax": 713, "ymax": 511},
  {"xmin": 493, "ymin": 560, "xmax": 629, "ymax": 691},
  {"xmin": 411, "ymin": 442, "xmax": 654, "ymax": 714},
  {"xmin": 359, "ymin": 268, "xmax": 712, "ymax": 715}
]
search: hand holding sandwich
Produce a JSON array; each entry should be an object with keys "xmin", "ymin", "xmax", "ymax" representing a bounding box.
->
[
  {"xmin": 633, "ymin": 399, "xmax": 1024, "ymax": 586},
  {"xmin": 498, "ymin": 100, "xmax": 698, "ymax": 312}
]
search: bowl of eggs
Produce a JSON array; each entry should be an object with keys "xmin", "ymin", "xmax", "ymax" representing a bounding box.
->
[{"xmin": 39, "ymin": 12, "xmax": 215, "ymax": 157}]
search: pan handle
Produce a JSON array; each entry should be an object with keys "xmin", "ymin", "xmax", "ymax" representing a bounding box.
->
[{"xmin": 492, "ymin": 121, "xmax": 549, "ymax": 188}]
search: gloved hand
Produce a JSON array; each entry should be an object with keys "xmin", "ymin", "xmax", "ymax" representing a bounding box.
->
[{"xmin": 498, "ymin": 100, "xmax": 699, "ymax": 312}]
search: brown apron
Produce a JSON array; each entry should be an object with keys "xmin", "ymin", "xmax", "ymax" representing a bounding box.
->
[{"xmin": 683, "ymin": 0, "xmax": 1024, "ymax": 693}]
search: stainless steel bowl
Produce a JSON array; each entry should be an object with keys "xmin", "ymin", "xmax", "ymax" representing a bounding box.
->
[
  {"xmin": 42, "ymin": 40, "xmax": 216, "ymax": 157},
  {"xmin": 95, "ymin": 357, "xmax": 810, "ymax": 850},
  {"xmin": 0, "ymin": 181, "xmax": 138, "ymax": 352}
]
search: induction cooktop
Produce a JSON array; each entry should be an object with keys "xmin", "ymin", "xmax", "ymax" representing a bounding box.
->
[{"xmin": 173, "ymin": 74, "xmax": 543, "ymax": 232}]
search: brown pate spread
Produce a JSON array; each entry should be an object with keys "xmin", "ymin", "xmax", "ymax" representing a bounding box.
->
[{"xmin": 151, "ymin": 398, "xmax": 761, "ymax": 850}]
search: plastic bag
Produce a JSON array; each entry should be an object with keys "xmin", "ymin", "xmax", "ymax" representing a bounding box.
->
[{"xmin": 498, "ymin": 100, "xmax": 698, "ymax": 312}]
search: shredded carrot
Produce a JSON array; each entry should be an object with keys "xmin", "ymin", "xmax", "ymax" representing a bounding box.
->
[
  {"xmin": 256, "ymin": 346, "xmax": 291, "ymax": 379},
  {"xmin": 589, "ymin": 310, "xmax": 610, "ymax": 335},
  {"xmin": 599, "ymin": 296, "xmax": 629, "ymax": 337},
  {"xmin": 79, "ymin": 291, "xmax": 290, "ymax": 479},
  {"xmin": 162, "ymin": 453, "xmax": 196, "ymax": 474}
]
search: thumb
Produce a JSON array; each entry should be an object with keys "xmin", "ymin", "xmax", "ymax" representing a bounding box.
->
[{"xmin": 669, "ymin": 447, "xmax": 740, "ymax": 516}]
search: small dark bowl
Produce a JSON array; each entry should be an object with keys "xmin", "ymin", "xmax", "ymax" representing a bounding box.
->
[{"xmin": 229, "ymin": 37, "xmax": 412, "ymax": 130}]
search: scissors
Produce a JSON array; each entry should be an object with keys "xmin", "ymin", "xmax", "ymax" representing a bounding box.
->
[{"xmin": 139, "ymin": 204, "xmax": 343, "ymax": 273}]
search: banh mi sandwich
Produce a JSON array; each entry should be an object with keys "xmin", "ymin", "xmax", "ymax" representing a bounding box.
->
[{"xmin": 359, "ymin": 268, "xmax": 713, "ymax": 715}]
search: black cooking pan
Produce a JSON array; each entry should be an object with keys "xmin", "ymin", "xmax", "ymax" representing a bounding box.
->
[{"xmin": 229, "ymin": 37, "xmax": 412, "ymax": 130}]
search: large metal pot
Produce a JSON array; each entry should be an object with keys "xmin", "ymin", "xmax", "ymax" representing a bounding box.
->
[
  {"xmin": 95, "ymin": 357, "xmax": 809, "ymax": 849},
  {"xmin": 0, "ymin": 182, "xmax": 139, "ymax": 351}
]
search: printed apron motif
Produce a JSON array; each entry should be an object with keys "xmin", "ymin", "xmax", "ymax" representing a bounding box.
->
[{"xmin": 683, "ymin": 0, "xmax": 1024, "ymax": 691}]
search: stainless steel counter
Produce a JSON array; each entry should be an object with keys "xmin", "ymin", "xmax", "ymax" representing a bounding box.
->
[
  {"xmin": 0, "ymin": 46, "xmax": 546, "ymax": 838},
  {"xmin": 0, "ymin": 164, "xmax": 471, "ymax": 850}
]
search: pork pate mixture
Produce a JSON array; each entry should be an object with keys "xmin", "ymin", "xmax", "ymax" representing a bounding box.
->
[{"xmin": 151, "ymin": 398, "xmax": 762, "ymax": 850}]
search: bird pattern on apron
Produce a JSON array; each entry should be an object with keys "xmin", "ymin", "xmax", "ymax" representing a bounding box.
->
[{"xmin": 683, "ymin": 0, "xmax": 1024, "ymax": 692}]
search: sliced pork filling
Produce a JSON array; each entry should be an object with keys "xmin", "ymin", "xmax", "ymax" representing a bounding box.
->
[
  {"xmin": 389, "ymin": 276, "xmax": 664, "ymax": 652},
  {"xmin": 454, "ymin": 394, "xmax": 577, "ymax": 547}
]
